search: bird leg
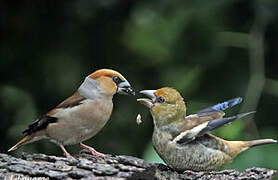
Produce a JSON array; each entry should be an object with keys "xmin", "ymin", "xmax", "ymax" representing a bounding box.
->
[
  {"xmin": 79, "ymin": 143, "xmax": 105, "ymax": 158},
  {"xmin": 59, "ymin": 144, "xmax": 74, "ymax": 158}
]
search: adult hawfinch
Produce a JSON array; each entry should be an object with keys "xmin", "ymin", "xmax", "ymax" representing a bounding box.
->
[{"xmin": 8, "ymin": 69, "xmax": 135, "ymax": 158}]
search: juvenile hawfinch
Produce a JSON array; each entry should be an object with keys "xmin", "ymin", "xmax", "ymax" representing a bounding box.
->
[
  {"xmin": 8, "ymin": 69, "xmax": 135, "ymax": 158},
  {"xmin": 137, "ymin": 87, "xmax": 276, "ymax": 171}
]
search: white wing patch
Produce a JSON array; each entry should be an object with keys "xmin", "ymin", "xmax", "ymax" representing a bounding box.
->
[{"xmin": 172, "ymin": 122, "xmax": 209, "ymax": 144}]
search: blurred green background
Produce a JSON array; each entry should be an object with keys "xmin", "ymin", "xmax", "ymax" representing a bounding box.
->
[{"xmin": 1, "ymin": 0, "xmax": 278, "ymax": 171}]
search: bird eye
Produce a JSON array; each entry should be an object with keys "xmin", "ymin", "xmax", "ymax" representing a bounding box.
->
[
  {"xmin": 112, "ymin": 76, "xmax": 122, "ymax": 84},
  {"xmin": 157, "ymin": 96, "xmax": 166, "ymax": 103}
]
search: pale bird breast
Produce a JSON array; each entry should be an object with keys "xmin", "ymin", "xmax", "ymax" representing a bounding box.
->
[{"xmin": 78, "ymin": 99, "xmax": 113, "ymax": 122}]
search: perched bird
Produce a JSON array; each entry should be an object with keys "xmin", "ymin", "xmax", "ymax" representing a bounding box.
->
[
  {"xmin": 8, "ymin": 69, "xmax": 135, "ymax": 158},
  {"xmin": 137, "ymin": 87, "xmax": 276, "ymax": 171}
]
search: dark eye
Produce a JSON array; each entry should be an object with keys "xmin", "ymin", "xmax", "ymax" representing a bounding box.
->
[
  {"xmin": 157, "ymin": 96, "xmax": 166, "ymax": 103},
  {"xmin": 112, "ymin": 76, "xmax": 122, "ymax": 84}
]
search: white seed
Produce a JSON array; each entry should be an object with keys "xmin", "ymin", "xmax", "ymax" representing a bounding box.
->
[{"xmin": 136, "ymin": 114, "xmax": 142, "ymax": 125}]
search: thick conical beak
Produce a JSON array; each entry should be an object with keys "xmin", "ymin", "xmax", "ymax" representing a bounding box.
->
[
  {"xmin": 137, "ymin": 90, "xmax": 156, "ymax": 108},
  {"xmin": 117, "ymin": 80, "xmax": 135, "ymax": 96}
]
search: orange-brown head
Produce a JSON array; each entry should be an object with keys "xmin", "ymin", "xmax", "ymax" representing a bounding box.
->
[
  {"xmin": 137, "ymin": 87, "xmax": 186, "ymax": 127},
  {"xmin": 79, "ymin": 69, "xmax": 135, "ymax": 99}
]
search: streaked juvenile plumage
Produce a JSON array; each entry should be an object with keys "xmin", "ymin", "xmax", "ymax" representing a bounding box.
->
[
  {"xmin": 9, "ymin": 69, "xmax": 135, "ymax": 158},
  {"xmin": 137, "ymin": 87, "xmax": 276, "ymax": 171}
]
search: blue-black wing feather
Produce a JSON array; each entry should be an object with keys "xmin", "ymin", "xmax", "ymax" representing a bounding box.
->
[{"xmin": 197, "ymin": 97, "xmax": 242, "ymax": 115}]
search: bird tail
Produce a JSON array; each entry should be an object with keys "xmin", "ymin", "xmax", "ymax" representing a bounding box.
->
[
  {"xmin": 243, "ymin": 139, "xmax": 277, "ymax": 149},
  {"xmin": 225, "ymin": 138, "xmax": 276, "ymax": 158},
  {"xmin": 8, "ymin": 135, "xmax": 33, "ymax": 152}
]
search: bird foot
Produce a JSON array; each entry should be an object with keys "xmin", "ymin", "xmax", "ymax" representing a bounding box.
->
[
  {"xmin": 64, "ymin": 152, "xmax": 75, "ymax": 159},
  {"xmin": 79, "ymin": 143, "xmax": 105, "ymax": 158},
  {"xmin": 59, "ymin": 144, "xmax": 75, "ymax": 159},
  {"xmin": 184, "ymin": 170, "xmax": 204, "ymax": 176}
]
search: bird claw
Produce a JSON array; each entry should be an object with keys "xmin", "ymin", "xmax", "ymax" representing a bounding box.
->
[
  {"xmin": 79, "ymin": 143, "xmax": 105, "ymax": 158},
  {"xmin": 91, "ymin": 151, "xmax": 105, "ymax": 158},
  {"xmin": 184, "ymin": 170, "xmax": 204, "ymax": 176},
  {"xmin": 80, "ymin": 149, "xmax": 105, "ymax": 158}
]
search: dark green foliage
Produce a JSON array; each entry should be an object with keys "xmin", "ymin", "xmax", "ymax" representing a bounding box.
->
[{"xmin": 1, "ymin": 0, "xmax": 278, "ymax": 170}]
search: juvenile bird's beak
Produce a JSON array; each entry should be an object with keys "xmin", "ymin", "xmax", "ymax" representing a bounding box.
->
[
  {"xmin": 117, "ymin": 81, "xmax": 135, "ymax": 96},
  {"xmin": 137, "ymin": 90, "xmax": 156, "ymax": 108}
]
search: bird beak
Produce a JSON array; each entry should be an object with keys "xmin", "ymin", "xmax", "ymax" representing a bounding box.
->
[
  {"xmin": 117, "ymin": 80, "xmax": 135, "ymax": 96},
  {"xmin": 137, "ymin": 90, "xmax": 156, "ymax": 108}
]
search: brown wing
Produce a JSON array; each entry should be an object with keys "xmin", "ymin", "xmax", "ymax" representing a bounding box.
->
[
  {"xmin": 181, "ymin": 97, "xmax": 243, "ymax": 131},
  {"xmin": 168, "ymin": 111, "xmax": 224, "ymax": 141},
  {"xmin": 56, "ymin": 92, "xmax": 86, "ymax": 109},
  {"xmin": 181, "ymin": 111, "xmax": 224, "ymax": 132},
  {"xmin": 23, "ymin": 92, "xmax": 85, "ymax": 135},
  {"xmin": 173, "ymin": 112, "xmax": 254, "ymax": 145}
]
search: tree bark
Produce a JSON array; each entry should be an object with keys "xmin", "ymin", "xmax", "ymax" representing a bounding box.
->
[{"xmin": 0, "ymin": 153, "xmax": 276, "ymax": 180}]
